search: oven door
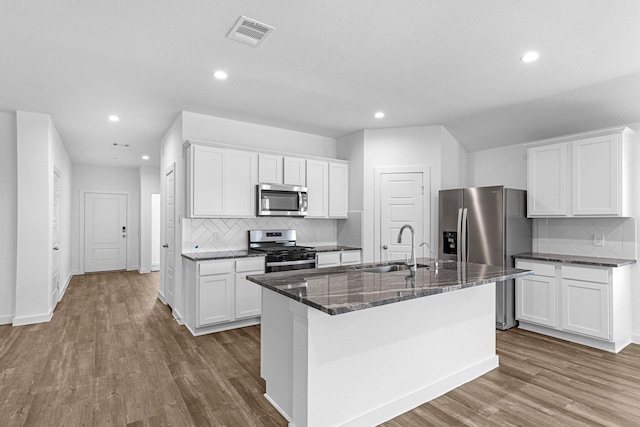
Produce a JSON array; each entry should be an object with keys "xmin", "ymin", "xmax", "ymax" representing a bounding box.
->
[
  {"xmin": 265, "ymin": 258, "xmax": 317, "ymax": 273},
  {"xmin": 257, "ymin": 184, "xmax": 308, "ymax": 216}
]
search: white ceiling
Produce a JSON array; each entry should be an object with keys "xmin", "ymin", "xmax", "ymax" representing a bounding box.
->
[{"xmin": 1, "ymin": 1, "xmax": 639, "ymax": 167}]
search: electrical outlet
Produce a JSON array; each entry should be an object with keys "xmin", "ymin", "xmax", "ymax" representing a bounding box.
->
[
  {"xmin": 212, "ymin": 232, "xmax": 220, "ymax": 241},
  {"xmin": 593, "ymin": 234, "xmax": 605, "ymax": 247},
  {"xmin": 314, "ymin": 230, "xmax": 320, "ymax": 239}
]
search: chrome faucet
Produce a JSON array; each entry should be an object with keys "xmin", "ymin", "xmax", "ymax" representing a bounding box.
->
[
  {"xmin": 420, "ymin": 241, "xmax": 439, "ymax": 270},
  {"xmin": 397, "ymin": 224, "xmax": 416, "ymax": 275}
]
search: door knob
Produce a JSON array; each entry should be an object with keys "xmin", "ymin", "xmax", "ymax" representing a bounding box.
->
[
  {"xmin": 383, "ymin": 245, "xmax": 388, "ymax": 249},
  {"xmin": 53, "ymin": 246, "xmax": 59, "ymax": 251},
  {"xmin": 162, "ymin": 244, "xmax": 169, "ymax": 248}
]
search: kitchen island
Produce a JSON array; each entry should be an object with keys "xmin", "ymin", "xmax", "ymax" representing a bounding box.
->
[{"xmin": 247, "ymin": 259, "xmax": 532, "ymax": 426}]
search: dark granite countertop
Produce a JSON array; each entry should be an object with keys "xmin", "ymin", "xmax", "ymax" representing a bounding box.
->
[
  {"xmin": 312, "ymin": 245, "xmax": 361, "ymax": 252},
  {"xmin": 513, "ymin": 253, "xmax": 636, "ymax": 268},
  {"xmin": 247, "ymin": 258, "xmax": 533, "ymax": 315},
  {"xmin": 182, "ymin": 250, "xmax": 264, "ymax": 261}
]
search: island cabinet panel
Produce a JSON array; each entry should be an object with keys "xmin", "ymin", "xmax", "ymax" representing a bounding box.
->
[
  {"xmin": 515, "ymin": 260, "xmax": 557, "ymax": 328},
  {"xmin": 184, "ymin": 256, "xmax": 264, "ymax": 335},
  {"xmin": 186, "ymin": 144, "xmax": 257, "ymax": 218},
  {"xmin": 526, "ymin": 127, "xmax": 634, "ymax": 218},
  {"xmin": 515, "ymin": 257, "xmax": 632, "ymax": 353},
  {"xmin": 260, "ymin": 282, "xmax": 498, "ymax": 427}
]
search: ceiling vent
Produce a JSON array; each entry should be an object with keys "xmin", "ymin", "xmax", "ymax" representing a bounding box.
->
[{"xmin": 227, "ymin": 16, "xmax": 274, "ymax": 46}]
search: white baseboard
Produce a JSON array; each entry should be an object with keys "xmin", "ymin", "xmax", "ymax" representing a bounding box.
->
[
  {"xmin": 519, "ymin": 322, "xmax": 630, "ymax": 353},
  {"xmin": 0, "ymin": 315, "xmax": 14, "ymax": 325},
  {"xmin": 631, "ymin": 333, "xmax": 640, "ymax": 345},
  {"xmin": 151, "ymin": 265, "xmax": 160, "ymax": 272},
  {"xmin": 12, "ymin": 310, "xmax": 53, "ymax": 326},
  {"xmin": 345, "ymin": 355, "xmax": 499, "ymax": 427},
  {"xmin": 138, "ymin": 268, "xmax": 151, "ymax": 274},
  {"xmin": 185, "ymin": 317, "xmax": 261, "ymax": 336},
  {"xmin": 157, "ymin": 292, "xmax": 167, "ymax": 304},
  {"xmin": 172, "ymin": 309, "xmax": 184, "ymax": 325},
  {"xmin": 72, "ymin": 269, "xmax": 84, "ymax": 276}
]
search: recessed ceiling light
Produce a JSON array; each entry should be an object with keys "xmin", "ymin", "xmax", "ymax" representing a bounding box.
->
[
  {"xmin": 521, "ymin": 51, "xmax": 539, "ymax": 63},
  {"xmin": 142, "ymin": 155, "xmax": 150, "ymax": 160},
  {"xmin": 108, "ymin": 115, "xmax": 119, "ymax": 122},
  {"xmin": 213, "ymin": 70, "xmax": 228, "ymax": 80},
  {"xmin": 374, "ymin": 112, "xmax": 385, "ymax": 119}
]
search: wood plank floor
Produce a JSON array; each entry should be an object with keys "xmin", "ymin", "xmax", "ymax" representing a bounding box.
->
[{"xmin": 1, "ymin": 271, "xmax": 639, "ymax": 426}]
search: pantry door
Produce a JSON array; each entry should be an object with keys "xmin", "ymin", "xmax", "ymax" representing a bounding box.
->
[
  {"xmin": 375, "ymin": 167, "xmax": 430, "ymax": 263},
  {"xmin": 84, "ymin": 192, "xmax": 127, "ymax": 272}
]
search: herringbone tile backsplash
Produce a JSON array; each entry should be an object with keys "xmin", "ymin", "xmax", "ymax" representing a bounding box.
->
[
  {"xmin": 533, "ymin": 217, "xmax": 636, "ymax": 259},
  {"xmin": 183, "ymin": 217, "xmax": 338, "ymax": 252}
]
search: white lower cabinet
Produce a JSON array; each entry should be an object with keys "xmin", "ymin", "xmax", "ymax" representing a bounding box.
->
[
  {"xmin": 561, "ymin": 265, "xmax": 610, "ymax": 340},
  {"xmin": 515, "ymin": 261, "xmax": 557, "ymax": 328},
  {"xmin": 198, "ymin": 272, "xmax": 233, "ymax": 326},
  {"xmin": 515, "ymin": 258, "xmax": 631, "ymax": 353},
  {"xmin": 317, "ymin": 250, "xmax": 362, "ymax": 268},
  {"xmin": 185, "ymin": 256, "xmax": 265, "ymax": 335}
]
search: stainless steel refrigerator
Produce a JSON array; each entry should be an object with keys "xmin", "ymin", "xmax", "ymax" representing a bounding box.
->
[{"xmin": 438, "ymin": 186, "xmax": 531, "ymax": 330}]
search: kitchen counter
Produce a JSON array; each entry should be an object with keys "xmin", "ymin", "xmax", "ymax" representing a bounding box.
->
[
  {"xmin": 256, "ymin": 258, "xmax": 532, "ymax": 426},
  {"xmin": 513, "ymin": 252, "xmax": 636, "ymax": 267},
  {"xmin": 312, "ymin": 245, "xmax": 361, "ymax": 252},
  {"xmin": 247, "ymin": 258, "xmax": 532, "ymax": 315},
  {"xmin": 181, "ymin": 250, "xmax": 264, "ymax": 261}
]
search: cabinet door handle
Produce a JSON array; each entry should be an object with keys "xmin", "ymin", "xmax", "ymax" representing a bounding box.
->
[
  {"xmin": 382, "ymin": 245, "xmax": 388, "ymax": 249},
  {"xmin": 162, "ymin": 244, "xmax": 169, "ymax": 248}
]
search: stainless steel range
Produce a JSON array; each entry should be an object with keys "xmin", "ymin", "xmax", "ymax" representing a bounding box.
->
[{"xmin": 248, "ymin": 229, "xmax": 317, "ymax": 273}]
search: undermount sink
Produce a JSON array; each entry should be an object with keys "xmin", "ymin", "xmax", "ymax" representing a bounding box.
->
[{"xmin": 354, "ymin": 262, "xmax": 430, "ymax": 273}]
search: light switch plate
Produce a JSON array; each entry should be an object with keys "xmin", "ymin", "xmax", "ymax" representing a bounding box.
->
[{"xmin": 593, "ymin": 234, "xmax": 605, "ymax": 247}]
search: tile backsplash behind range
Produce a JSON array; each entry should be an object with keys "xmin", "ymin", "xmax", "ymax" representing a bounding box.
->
[
  {"xmin": 533, "ymin": 217, "xmax": 636, "ymax": 259},
  {"xmin": 183, "ymin": 217, "xmax": 337, "ymax": 253}
]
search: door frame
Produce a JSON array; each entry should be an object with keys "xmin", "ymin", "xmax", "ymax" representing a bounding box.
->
[
  {"xmin": 159, "ymin": 163, "xmax": 175, "ymax": 306},
  {"xmin": 374, "ymin": 166, "xmax": 431, "ymax": 262},
  {"xmin": 79, "ymin": 190, "xmax": 131, "ymax": 274},
  {"xmin": 52, "ymin": 167, "xmax": 61, "ymax": 306}
]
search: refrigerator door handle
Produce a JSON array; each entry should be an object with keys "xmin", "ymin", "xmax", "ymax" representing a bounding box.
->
[
  {"xmin": 461, "ymin": 208, "xmax": 468, "ymax": 262},
  {"xmin": 456, "ymin": 208, "xmax": 463, "ymax": 262}
]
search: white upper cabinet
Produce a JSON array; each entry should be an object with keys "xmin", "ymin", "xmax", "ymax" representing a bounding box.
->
[
  {"xmin": 306, "ymin": 160, "xmax": 329, "ymax": 218},
  {"xmin": 283, "ymin": 157, "xmax": 306, "ymax": 186},
  {"xmin": 258, "ymin": 154, "xmax": 283, "ymax": 184},
  {"xmin": 187, "ymin": 144, "xmax": 257, "ymax": 218},
  {"xmin": 527, "ymin": 143, "xmax": 567, "ymax": 217},
  {"xmin": 259, "ymin": 154, "xmax": 306, "ymax": 186},
  {"xmin": 572, "ymin": 134, "xmax": 621, "ymax": 216},
  {"xmin": 526, "ymin": 127, "xmax": 634, "ymax": 218},
  {"xmin": 329, "ymin": 162, "xmax": 349, "ymax": 218}
]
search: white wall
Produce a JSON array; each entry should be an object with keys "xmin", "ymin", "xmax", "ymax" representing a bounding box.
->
[
  {"xmin": 468, "ymin": 144, "xmax": 527, "ymax": 189},
  {"xmin": 160, "ymin": 114, "xmax": 184, "ymax": 312},
  {"xmin": 441, "ymin": 126, "xmax": 469, "ymax": 189},
  {"xmin": 182, "ymin": 111, "xmax": 336, "ymax": 158},
  {"xmin": 14, "ymin": 111, "xmax": 72, "ymax": 325},
  {"xmin": 0, "ymin": 113, "xmax": 17, "ymax": 324},
  {"xmin": 71, "ymin": 165, "xmax": 141, "ymax": 273},
  {"xmin": 50, "ymin": 118, "xmax": 73, "ymax": 299},
  {"xmin": 139, "ymin": 166, "xmax": 161, "ymax": 273},
  {"xmin": 336, "ymin": 125, "xmax": 470, "ymax": 262}
]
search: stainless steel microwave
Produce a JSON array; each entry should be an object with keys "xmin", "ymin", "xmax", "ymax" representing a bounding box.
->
[{"xmin": 257, "ymin": 184, "xmax": 308, "ymax": 217}]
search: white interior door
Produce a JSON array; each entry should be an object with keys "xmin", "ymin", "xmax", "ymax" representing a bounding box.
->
[
  {"xmin": 84, "ymin": 193, "xmax": 127, "ymax": 272},
  {"xmin": 164, "ymin": 167, "xmax": 176, "ymax": 307},
  {"xmin": 52, "ymin": 170, "xmax": 61, "ymax": 299},
  {"xmin": 151, "ymin": 193, "xmax": 161, "ymax": 271},
  {"xmin": 380, "ymin": 173, "xmax": 425, "ymax": 262}
]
